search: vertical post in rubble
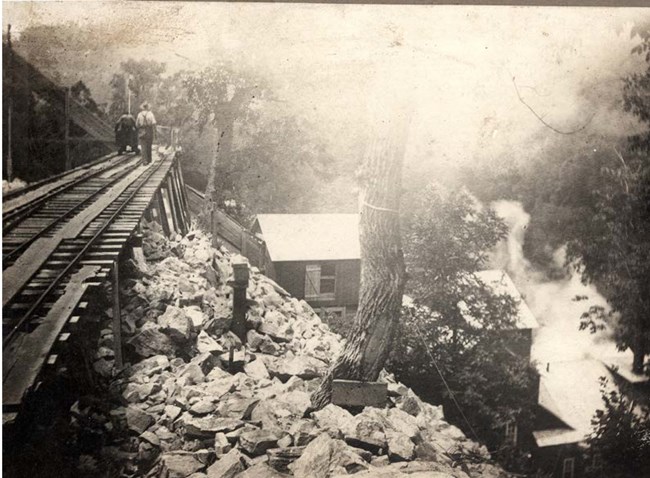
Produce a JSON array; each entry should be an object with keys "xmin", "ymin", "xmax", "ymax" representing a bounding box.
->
[
  {"xmin": 112, "ymin": 260, "xmax": 123, "ymax": 369},
  {"xmin": 231, "ymin": 256, "xmax": 250, "ymax": 344}
]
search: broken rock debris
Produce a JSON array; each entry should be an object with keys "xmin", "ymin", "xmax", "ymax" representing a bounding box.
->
[{"xmin": 72, "ymin": 220, "xmax": 509, "ymax": 477}]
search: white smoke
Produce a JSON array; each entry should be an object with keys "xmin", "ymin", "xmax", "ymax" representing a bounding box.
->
[{"xmin": 489, "ymin": 200, "xmax": 622, "ymax": 364}]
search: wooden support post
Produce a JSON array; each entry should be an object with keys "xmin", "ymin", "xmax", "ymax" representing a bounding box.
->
[
  {"xmin": 64, "ymin": 86, "xmax": 71, "ymax": 171},
  {"xmin": 171, "ymin": 165, "xmax": 190, "ymax": 231},
  {"xmin": 167, "ymin": 174, "xmax": 184, "ymax": 235},
  {"xmin": 112, "ymin": 260, "xmax": 123, "ymax": 369},
  {"xmin": 176, "ymin": 160, "xmax": 191, "ymax": 221},
  {"xmin": 160, "ymin": 187, "xmax": 176, "ymax": 236},
  {"xmin": 7, "ymin": 97, "xmax": 13, "ymax": 182},
  {"xmin": 231, "ymin": 257, "xmax": 250, "ymax": 344},
  {"xmin": 211, "ymin": 208, "xmax": 219, "ymax": 249},
  {"xmin": 156, "ymin": 190, "xmax": 171, "ymax": 236},
  {"xmin": 6, "ymin": 24, "xmax": 13, "ymax": 182}
]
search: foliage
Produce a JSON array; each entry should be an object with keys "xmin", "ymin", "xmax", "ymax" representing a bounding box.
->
[
  {"xmin": 108, "ymin": 60, "xmax": 167, "ymax": 121},
  {"xmin": 182, "ymin": 64, "xmax": 342, "ymax": 224},
  {"xmin": 388, "ymin": 184, "xmax": 539, "ymax": 469},
  {"xmin": 70, "ymin": 80, "xmax": 104, "ymax": 117},
  {"xmin": 564, "ymin": 33, "xmax": 650, "ymax": 373},
  {"xmin": 585, "ymin": 378, "xmax": 650, "ymax": 478}
]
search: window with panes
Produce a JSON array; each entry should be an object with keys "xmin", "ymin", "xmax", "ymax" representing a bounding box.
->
[{"xmin": 304, "ymin": 262, "xmax": 336, "ymax": 300}]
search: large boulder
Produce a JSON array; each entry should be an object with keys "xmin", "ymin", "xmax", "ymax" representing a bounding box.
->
[
  {"xmin": 130, "ymin": 354, "xmax": 170, "ymax": 377},
  {"xmin": 217, "ymin": 394, "xmax": 259, "ymax": 420},
  {"xmin": 128, "ymin": 323, "xmax": 177, "ymax": 358},
  {"xmin": 184, "ymin": 306, "xmax": 208, "ymax": 329},
  {"xmin": 238, "ymin": 429, "xmax": 279, "ymax": 456},
  {"xmin": 268, "ymin": 355, "xmax": 327, "ymax": 382},
  {"xmin": 250, "ymin": 390, "xmax": 311, "ymax": 432},
  {"xmin": 179, "ymin": 414, "xmax": 244, "ymax": 438},
  {"xmin": 385, "ymin": 429, "xmax": 415, "ymax": 462},
  {"xmin": 197, "ymin": 330, "xmax": 224, "ymax": 355},
  {"xmin": 243, "ymin": 359, "xmax": 270, "ymax": 380},
  {"xmin": 159, "ymin": 305, "xmax": 194, "ymax": 343},
  {"xmin": 259, "ymin": 310, "xmax": 293, "ymax": 342},
  {"xmin": 312, "ymin": 404, "xmax": 355, "ymax": 438},
  {"xmin": 125, "ymin": 406, "xmax": 155, "ymax": 435},
  {"xmin": 160, "ymin": 452, "xmax": 206, "ymax": 478},
  {"xmin": 290, "ymin": 433, "xmax": 368, "ymax": 478},
  {"xmin": 205, "ymin": 449, "xmax": 246, "ymax": 478}
]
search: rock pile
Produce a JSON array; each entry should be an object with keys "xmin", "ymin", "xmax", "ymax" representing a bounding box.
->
[{"xmin": 73, "ymin": 220, "xmax": 511, "ymax": 478}]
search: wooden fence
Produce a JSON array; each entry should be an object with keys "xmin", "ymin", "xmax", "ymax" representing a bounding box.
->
[{"xmin": 184, "ymin": 185, "xmax": 273, "ymax": 274}]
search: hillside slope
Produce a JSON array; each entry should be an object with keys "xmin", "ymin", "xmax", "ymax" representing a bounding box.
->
[{"xmin": 78, "ymin": 221, "xmax": 512, "ymax": 478}]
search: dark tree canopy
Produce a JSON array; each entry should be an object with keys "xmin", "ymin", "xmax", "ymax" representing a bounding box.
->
[{"xmin": 389, "ymin": 184, "xmax": 539, "ymax": 472}]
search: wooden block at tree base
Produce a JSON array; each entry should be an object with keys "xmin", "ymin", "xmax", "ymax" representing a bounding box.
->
[{"xmin": 332, "ymin": 380, "xmax": 387, "ymax": 408}]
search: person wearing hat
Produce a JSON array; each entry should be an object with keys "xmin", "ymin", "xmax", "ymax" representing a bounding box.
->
[
  {"xmin": 115, "ymin": 111, "xmax": 139, "ymax": 154},
  {"xmin": 136, "ymin": 102, "xmax": 157, "ymax": 165}
]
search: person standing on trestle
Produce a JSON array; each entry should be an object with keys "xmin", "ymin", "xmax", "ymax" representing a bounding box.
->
[{"xmin": 136, "ymin": 102, "xmax": 156, "ymax": 165}]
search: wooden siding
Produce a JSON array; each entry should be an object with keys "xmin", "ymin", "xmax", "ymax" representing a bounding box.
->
[{"xmin": 273, "ymin": 259, "xmax": 360, "ymax": 308}]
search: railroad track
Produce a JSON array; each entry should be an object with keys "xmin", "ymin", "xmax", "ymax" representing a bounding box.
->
[
  {"xmin": 2, "ymin": 149, "xmax": 189, "ymax": 417},
  {"xmin": 3, "ymin": 154, "xmax": 141, "ymax": 266},
  {"xmin": 2, "ymin": 152, "xmax": 131, "ymax": 225}
]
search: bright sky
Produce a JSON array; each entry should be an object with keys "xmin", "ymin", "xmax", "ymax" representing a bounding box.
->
[{"xmin": 4, "ymin": 2, "xmax": 649, "ymax": 171}]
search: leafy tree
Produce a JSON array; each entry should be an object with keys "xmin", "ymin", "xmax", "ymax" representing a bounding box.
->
[
  {"xmin": 183, "ymin": 63, "xmax": 263, "ymax": 221},
  {"xmin": 585, "ymin": 377, "xmax": 650, "ymax": 478},
  {"xmin": 108, "ymin": 59, "xmax": 167, "ymax": 121},
  {"xmin": 183, "ymin": 64, "xmax": 342, "ymax": 224},
  {"xmin": 70, "ymin": 80, "xmax": 104, "ymax": 117},
  {"xmin": 389, "ymin": 184, "xmax": 539, "ymax": 469},
  {"xmin": 566, "ymin": 146, "xmax": 650, "ymax": 373},
  {"xmin": 565, "ymin": 29, "xmax": 650, "ymax": 374}
]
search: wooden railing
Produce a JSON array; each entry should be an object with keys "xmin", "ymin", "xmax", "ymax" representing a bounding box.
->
[{"xmin": 184, "ymin": 185, "xmax": 273, "ymax": 274}]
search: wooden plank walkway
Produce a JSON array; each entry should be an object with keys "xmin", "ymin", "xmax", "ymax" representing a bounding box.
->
[
  {"xmin": 2, "ymin": 266, "xmax": 101, "ymax": 408},
  {"xmin": 3, "ymin": 164, "xmax": 146, "ymax": 307},
  {"xmin": 2, "ymin": 148, "xmax": 188, "ymax": 416}
]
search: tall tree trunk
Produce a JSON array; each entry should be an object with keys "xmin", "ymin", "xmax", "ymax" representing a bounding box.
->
[
  {"xmin": 311, "ymin": 107, "xmax": 411, "ymax": 410},
  {"xmin": 200, "ymin": 122, "xmax": 233, "ymax": 225}
]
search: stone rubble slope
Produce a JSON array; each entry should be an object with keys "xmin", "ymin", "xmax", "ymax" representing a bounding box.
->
[{"xmin": 75, "ymin": 220, "xmax": 512, "ymax": 478}]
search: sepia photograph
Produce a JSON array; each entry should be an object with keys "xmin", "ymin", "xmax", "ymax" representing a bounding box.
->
[{"xmin": 2, "ymin": 1, "xmax": 649, "ymax": 477}]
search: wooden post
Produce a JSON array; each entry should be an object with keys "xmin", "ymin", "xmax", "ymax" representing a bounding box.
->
[
  {"xmin": 6, "ymin": 24, "xmax": 13, "ymax": 182},
  {"xmin": 167, "ymin": 173, "xmax": 186, "ymax": 235},
  {"xmin": 112, "ymin": 260, "xmax": 123, "ymax": 368},
  {"xmin": 211, "ymin": 208, "xmax": 219, "ymax": 249},
  {"xmin": 64, "ymin": 86, "xmax": 71, "ymax": 170},
  {"xmin": 172, "ymin": 164, "xmax": 191, "ymax": 229},
  {"xmin": 7, "ymin": 96, "xmax": 13, "ymax": 182},
  {"xmin": 160, "ymin": 187, "xmax": 177, "ymax": 236},
  {"xmin": 156, "ymin": 190, "xmax": 171, "ymax": 236},
  {"xmin": 231, "ymin": 257, "xmax": 249, "ymax": 344}
]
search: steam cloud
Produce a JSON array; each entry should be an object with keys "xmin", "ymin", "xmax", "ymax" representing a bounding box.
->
[{"xmin": 488, "ymin": 200, "xmax": 622, "ymax": 364}]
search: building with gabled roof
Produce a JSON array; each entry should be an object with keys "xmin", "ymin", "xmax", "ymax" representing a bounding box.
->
[
  {"xmin": 532, "ymin": 357, "xmax": 649, "ymax": 478},
  {"xmin": 252, "ymin": 214, "xmax": 361, "ymax": 319}
]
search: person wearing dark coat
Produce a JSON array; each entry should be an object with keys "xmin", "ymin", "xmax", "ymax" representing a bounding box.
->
[{"xmin": 115, "ymin": 112, "xmax": 139, "ymax": 154}]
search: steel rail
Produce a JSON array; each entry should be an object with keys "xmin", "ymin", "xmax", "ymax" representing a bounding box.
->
[
  {"xmin": 2, "ymin": 152, "xmax": 121, "ymax": 201},
  {"xmin": 3, "ymin": 155, "xmax": 170, "ymax": 347},
  {"xmin": 3, "ymin": 159, "xmax": 143, "ymax": 265},
  {"xmin": 2, "ymin": 154, "xmax": 135, "ymax": 233}
]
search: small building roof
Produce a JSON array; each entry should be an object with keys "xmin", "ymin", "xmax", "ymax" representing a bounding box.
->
[
  {"xmin": 603, "ymin": 354, "xmax": 650, "ymax": 385},
  {"xmin": 463, "ymin": 270, "xmax": 540, "ymax": 330},
  {"xmin": 254, "ymin": 214, "xmax": 360, "ymax": 262},
  {"xmin": 534, "ymin": 359, "xmax": 616, "ymax": 447}
]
